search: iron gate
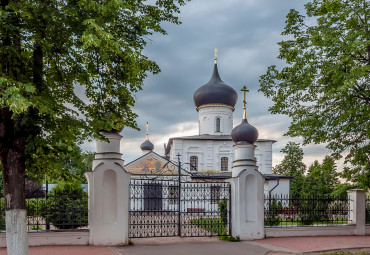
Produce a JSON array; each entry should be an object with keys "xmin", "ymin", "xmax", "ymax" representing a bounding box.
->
[{"xmin": 129, "ymin": 178, "xmax": 231, "ymax": 238}]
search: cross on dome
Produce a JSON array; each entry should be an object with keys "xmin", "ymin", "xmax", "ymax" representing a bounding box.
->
[
  {"xmin": 146, "ymin": 122, "xmax": 150, "ymax": 141},
  {"xmin": 214, "ymin": 48, "xmax": 218, "ymax": 64},
  {"xmin": 241, "ymin": 85, "xmax": 249, "ymax": 119}
]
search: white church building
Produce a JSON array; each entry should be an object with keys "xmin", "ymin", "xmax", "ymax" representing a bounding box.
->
[{"xmin": 125, "ymin": 58, "xmax": 291, "ymax": 197}]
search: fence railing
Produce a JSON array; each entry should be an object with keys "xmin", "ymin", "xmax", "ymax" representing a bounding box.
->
[
  {"xmin": 0, "ymin": 191, "xmax": 88, "ymax": 232},
  {"xmin": 264, "ymin": 195, "xmax": 349, "ymax": 227},
  {"xmin": 366, "ymin": 196, "xmax": 370, "ymax": 226}
]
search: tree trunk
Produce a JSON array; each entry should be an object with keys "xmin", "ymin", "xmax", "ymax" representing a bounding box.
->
[{"xmin": 0, "ymin": 109, "xmax": 29, "ymax": 255}]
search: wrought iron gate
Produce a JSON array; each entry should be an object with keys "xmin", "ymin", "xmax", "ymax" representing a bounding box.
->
[{"xmin": 129, "ymin": 178, "xmax": 231, "ymax": 238}]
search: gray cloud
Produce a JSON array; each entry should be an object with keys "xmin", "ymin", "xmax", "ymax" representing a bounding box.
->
[{"xmin": 83, "ymin": 1, "xmax": 338, "ymax": 169}]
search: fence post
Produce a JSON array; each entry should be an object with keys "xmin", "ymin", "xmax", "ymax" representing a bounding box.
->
[
  {"xmin": 347, "ymin": 189, "xmax": 366, "ymax": 236},
  {"xmin": 230, "ymin": 143, "xmax": 264, "ymax": 240},
  {"xmin": 85, "ymin": 131, "xmax": 131, "ymax": 245}
]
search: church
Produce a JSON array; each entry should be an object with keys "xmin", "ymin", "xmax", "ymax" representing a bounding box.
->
[{"xmin": 124, "ymin": 54, "xmax": 291, "ymax": 197}]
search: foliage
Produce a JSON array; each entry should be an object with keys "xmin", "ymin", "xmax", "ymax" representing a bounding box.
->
[
  {"xmin": 0, "ymin": 0, "xmax": 188, "ymax": 216},
  {"xmin": 302, "ymin": 156, "xmax": 339, "ymax": 196},
  {"xmin": 265, "ymin": 198, "xmax": 283, "ymax": 226},
  {"xmin": 26, "ymin": 198, "xmax": 45, "ymax": 217},
  {"xmin": 0, "ymin": 172, "xmax": 3, "ymax": 195},
  {"xmin": 0, "ymin": 198, "xmax": 4, "ymax": 230},
  {"xmin": 25, "ymin": 180, "xmax": 45, "ymax": 198},
  {"xmin": 191, "ymin": 218, "xmax": 228, "ymax": 236},
  {"xmin": 331, "ymin": 183, "xmax": 355, "ymax": 197},
  {"xmin": 259, "ymin": 0, "xmax": 370, "ymax": 190},
  {"xmin": 218, "ymin": 199, "xmax": 228, "ymax": 226},
  {"xmin": 40, "ymin": 181, "xmax": 88, "ymax": 229},
  {"xmin": 273, "ymin": 142, "xmax": 306, "ymax": 197},
  {"xmin": 218, "ymin": 235, "xmax": 240, "ymax": 242}
]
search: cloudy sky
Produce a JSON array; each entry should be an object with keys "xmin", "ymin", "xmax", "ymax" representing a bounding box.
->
[{"xmin": 84, "ymin": 0, "xmax": 336, "ymax": 169}]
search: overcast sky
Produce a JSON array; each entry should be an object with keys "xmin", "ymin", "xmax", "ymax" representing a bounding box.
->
[{"xmin": 84, "ymin": 0, "xmax": 337, "ymax": 169}]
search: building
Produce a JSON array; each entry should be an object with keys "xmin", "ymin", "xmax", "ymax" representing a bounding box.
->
[{"xmin": 125, "ymin": 56, "xmax": 291, "ymax": 197}]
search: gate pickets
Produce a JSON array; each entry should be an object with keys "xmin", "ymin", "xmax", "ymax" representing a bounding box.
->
[{"xmin": 129, "ymin": 178, "xmax": 231, "ymax": 238}]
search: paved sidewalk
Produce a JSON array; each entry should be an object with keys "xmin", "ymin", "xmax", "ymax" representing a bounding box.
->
[
  {"xmin": 0, "ymin": 246, "xmax": 116, "ymax": 255},
  {"xmin": 255, "ymin": 236, "xmax": 370, "ymax": 254},
  {"xmin": 1, "ymin": 236, "xmax": 370, "ymax": 255}
]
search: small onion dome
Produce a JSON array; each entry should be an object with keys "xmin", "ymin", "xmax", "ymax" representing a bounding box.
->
[
  {"xmin": 193, "ymin": 64, "xmax": 238, "ymax": 109},
  {"xmin": 231, "ymin": 119, "xmax": 259, "ymax": 144},
  {"xmin": 140, "ymin": 140, "xmax": 154, "ymax": 151}
]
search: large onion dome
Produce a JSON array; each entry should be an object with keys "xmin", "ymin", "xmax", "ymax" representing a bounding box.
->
[
  {"xmin": 140, "ymin": 140, "xmax": 154, "ymax": 151},
  {"xmin": 193, "ymin": 63, "xmax": 238, "ymax": 110},
  {"xmin": 231, "ymin": 119, "xmax": 259, "ymax": 144}
]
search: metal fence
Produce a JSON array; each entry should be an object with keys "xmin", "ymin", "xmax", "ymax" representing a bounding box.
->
[
  {"xmin": 366, "ymin": 196, "xmax": 370, "ymax": 226},
  {"xmin": 264, "ymin": 195, "xmax": 349, "ymax": 227},
  {"xmin": 129, "ymin": 179, "xmax": 231, "ymax": 238},
  {"xmin": 0, "ymin": 191, "xmax": 88, "ymax": 232}
]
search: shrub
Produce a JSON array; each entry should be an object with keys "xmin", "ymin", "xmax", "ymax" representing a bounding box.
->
[
  {"xmin": 0, "ymin": 198, "xmax": 4, "ymax": 231},
  {"xmin": 218, "ymin": 199, "xmax": 228, "ymax": 226},
  {"xmin": 265, "ymin": 199, "xmax": 282, "ymax": 226},
  {"xmin": 40, "ymin": 181, "xmax": 88, "ymax": 229},
  {"xmin": 25, "ymin": 180, "xmax": 45, "ymax": 198},
  {"xmin": 26, "ymin": 198, "xmax": 45, "ymax": 217}
]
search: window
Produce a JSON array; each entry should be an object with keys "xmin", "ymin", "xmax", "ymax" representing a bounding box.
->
[
  {"xmin": 216, "ymin": 118, "xmax": 221, "ymax": 132},
  {"xmin": 168, "ymin": 185, "xmax": 179, "ymax": 204},
  {"xmin": 211, "ymin": 186, "xmax": 221, "ymax": 204},
  {"xmin": 190, "ymin": 156, "xmax": 198, "ymax": 171},
  {"xmin": 221, "ymin": 157, "xmax": 228, "ymax": 172}
]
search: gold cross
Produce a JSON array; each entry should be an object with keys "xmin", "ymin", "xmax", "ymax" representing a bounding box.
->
[
  {"xmin": 241, "ymin": 85, "xmax": 249, "ymax": 119},
  {"xmin": 146, "ymin": 122, "xmax": 149, "ymax": 140},
  {"xmin": 214, "ymin": 48, "xmax": 218, "ymax": 64}
]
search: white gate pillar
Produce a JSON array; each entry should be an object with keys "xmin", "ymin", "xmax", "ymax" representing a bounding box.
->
[
  {"xmin": 85, "ymin": 131, "xmax": 131, "ymax": 245},
  {"xmin": 231, "ymin": 143, "xmax": 264, "ymax": 240},
  {"xmin": 347, "ymin": 189, "xmax": 366, "ymax": 236}
]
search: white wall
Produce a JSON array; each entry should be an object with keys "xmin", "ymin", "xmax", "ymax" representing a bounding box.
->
[
  {"xmin": 198, "ymin": 106, "xmax": 233, "ymax": 135},
  {"xmin": 170, "ymin": 139, "xmax": 274, "ymax": 174}
]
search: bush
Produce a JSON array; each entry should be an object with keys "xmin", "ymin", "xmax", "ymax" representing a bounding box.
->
[
  {"xmin": 40, "ymin": 181, "xmax": 88, "ymax": 229},
  {"xmin": 218, "ymin": 199, "xmax": 228, "ymax": 226},
  {"xmin": 0, "ymin": 198, "xmax": 4, "ymax": 231},
  {"xmin": 265, "ymin": 199, "xmax": 282, "ymax": 226},
  {"xmin": 26, "ymin": 198, "xmax": 45, "ymax": 217}
]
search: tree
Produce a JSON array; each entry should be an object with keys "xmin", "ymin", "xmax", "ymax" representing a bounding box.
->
[
  {"xmin": 0, "ymin": 0, "xmax": 188, "ymax": 253},
  {"xmin": 302, "ymin": 156, "xmax": 339, "ymax": 196},
  {"xmin": 259, "ymin": 0, "xmax": 369, "ymax": 190},
  {"xmin": 273, "ymin": 141, "xmax": 306, "ymax": 197}
]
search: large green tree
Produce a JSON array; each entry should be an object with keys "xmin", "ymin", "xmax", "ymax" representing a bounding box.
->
[
  {"xmin": 0, "ymin": 0, "xmax": 187, "ymax": 253},
  {"xmin": 259, "ymin": 0, "xmax": 369, "ymax": 189},
  {"xmin": 302, "ymin": 156, "xmax": 339, "ymax": 196},
  {"xmin": 273, "ymin": 141, "xmax": 306, "ymax": 197}
]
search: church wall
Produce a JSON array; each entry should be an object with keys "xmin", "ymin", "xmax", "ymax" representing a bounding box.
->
[
  {"xmin": 198, "ymin": 106, "xmax": 233, "ymax": 135},
  {"xmin": 171, "ymin": 139, "xmax": 275, "ymax": 173}
]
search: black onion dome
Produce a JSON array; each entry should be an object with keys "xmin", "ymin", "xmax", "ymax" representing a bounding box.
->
[
  {"xmin": 140, "ymin": 140, "xmax": 154, "ymax": 151},
  {"xmin": 193, "ymin": 64, "xmax": 238, "ymax": 109},
  {"xmin": 231, "ymin": 119, "xmax": 259, "ymax": 144}
]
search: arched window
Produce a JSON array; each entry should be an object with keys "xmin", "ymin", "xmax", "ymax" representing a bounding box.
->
[
  {"xmin": 216, "ymin": 118, "xmax": 221, "ymax": 132},
  {"xmin": 221, "ymin": 157, "xmax": 228, "ymax": 171},
  {"xmin": 190, "ymin": 156, "xmax": 198, "ymax": 171}
]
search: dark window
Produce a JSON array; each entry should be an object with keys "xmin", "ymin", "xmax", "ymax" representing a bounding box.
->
[
  {"xmin": 216, "ymin": 118, "xmax": 221, "ymax": 132},
  {"xmin": 221, "ymin": 157, "xmax": 228, "ymax": 171},
  {"xmin": 211, "ymin": 186, "xmax": 221, "ymax": 204},
  {"xmin": 190, "ymin": 156, "xmax": 198, "ymax": 171}
]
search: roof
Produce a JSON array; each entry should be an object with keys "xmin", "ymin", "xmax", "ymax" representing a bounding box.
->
[{"xmin": 164, "ymin": 135, "xmax": 276, "ymax": 156}]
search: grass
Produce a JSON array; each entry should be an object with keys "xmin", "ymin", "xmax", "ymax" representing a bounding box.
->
[
  {"xmin": 191, "ymin": 217, "xmax": 240, "ymax": 242},
  {"xmin": 265, "ymin": 218, "xmax": 348, "ymax": 227}
]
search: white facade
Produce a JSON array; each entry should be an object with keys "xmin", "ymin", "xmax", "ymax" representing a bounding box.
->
[
  {"xmin": 198, "ymin": 105, "xmax": 233, "ymax": 135},
  {"xmin": 169, "ymin": 138, "xmax": 274, "ymax": 174}
]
